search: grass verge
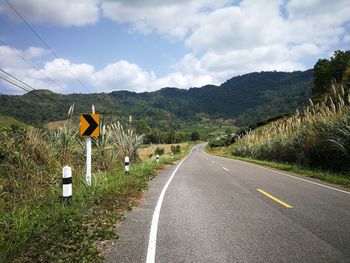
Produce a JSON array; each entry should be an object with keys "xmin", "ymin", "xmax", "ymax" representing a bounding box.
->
[
  {"xmin": 1, "ymin": 144, "xmax": 193, "ymax": 263},
  {"xmin": 205, "ymin": 146, "xmax": 350, "ymax": 187}
]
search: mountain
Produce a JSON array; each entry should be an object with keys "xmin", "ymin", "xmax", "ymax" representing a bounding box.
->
[{"xmin": 0, "ymin": 70, "xmax": 313, "ymax": 128}]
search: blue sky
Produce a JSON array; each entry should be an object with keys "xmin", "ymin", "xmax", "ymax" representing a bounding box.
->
[
  {"xmin": 1, "ymin": 16, "xmax": 187, "ymax": 75},
  {"xmin": 0, "ymin": 0, "xmax": 349, "ymax": 94}
]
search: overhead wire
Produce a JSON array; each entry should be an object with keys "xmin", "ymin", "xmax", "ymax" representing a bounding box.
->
[
  {"xmin": 0, "ymin": 39, "xmax": 72, "ymax": 94},
  {"xmin": 0, "ymin": 68, "xmax": 69, "ymax": 109},
  {"xmin": 0, "ymin": 75, "xmax": 31, "ymax": 93},
  {"xmin": 3, "ymin": 0, "xmax": 92, "ymax": 93}
]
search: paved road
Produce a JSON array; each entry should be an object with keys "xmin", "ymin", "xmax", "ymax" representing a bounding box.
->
[{"xmin": 106, "ymin": 144, "xmax": 350, "ymax": 263}]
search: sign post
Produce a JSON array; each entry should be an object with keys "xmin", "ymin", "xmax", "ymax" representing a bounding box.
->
[
  {"xmin": 80, "ymin": 113, "xmax": 100, "ymax": 187},
  {"xmin": 86, "ymin": 137, "xmax": 92, "ymax": 186}
]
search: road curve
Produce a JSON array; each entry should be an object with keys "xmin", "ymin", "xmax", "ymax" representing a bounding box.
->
[{"xmin": 106, "ymin": 144, "xmax": 350, "ymax": 263}]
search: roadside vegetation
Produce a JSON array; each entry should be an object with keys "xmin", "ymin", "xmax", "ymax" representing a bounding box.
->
[
  {"xmin": 208, "ymin": 50, "xmax": 350, "ymax": 184},
  {"xmin": 0, "ymin": 106, "xmax": 191, "ymax": 262},
  {"xmin": 230, "ymin": 84, "xmax": 350, "ymax": 173}
]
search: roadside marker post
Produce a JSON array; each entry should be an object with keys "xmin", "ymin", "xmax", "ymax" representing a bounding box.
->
[
  {"xmin": 80, "ymin": 112, "xmax": 100, "ymax": 187},
  {"xmin": 156, "ymin": 154, "xmax": 159, "ymax": 163},
  {"xmin": 86, "ymin": 138, "xmax": 92, "ymax": 186},
  {"xmin": 125, "ymin": 156, "xmax": 130, "ymax": 175},
  {"xmin": 62, "ymin": 166, "xmax": 72, "ymax": 202}
]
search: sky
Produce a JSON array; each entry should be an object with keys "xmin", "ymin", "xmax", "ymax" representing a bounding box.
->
[{"xmin": 0, "ymin": 0, "xmax": 349, "ymax": 94}]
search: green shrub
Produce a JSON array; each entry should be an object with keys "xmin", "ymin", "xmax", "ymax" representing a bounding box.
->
[
  {"xmin": 154, "ymin": 147, "xmax": 164, "ymax": 156},
  {"xmin": 171, "ymin": 145, "xmax": 181, "ymax": 155}
]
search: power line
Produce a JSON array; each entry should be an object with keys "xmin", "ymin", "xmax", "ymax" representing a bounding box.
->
[
  {"xmin": 3, "ymin": 0, "xmax": 92, "ymax": 93},
  {"xmin": 0, "ymin": 39, "xmax": 72, "ymax": 94},
  {"xmin": 0, "ymin": 74, "xmax": 66, "ymax": 109},
  {"xmin": 0, "ymin": 68, "xmax": 37, "ymax": 92},
  {"xmin": 0, "ymin": 74, "xmax": 68, "ymax": 109},
  {"xmin": 0, "ymin": 68, "xmax": 68, "ymax": 109},
  {"xmin": 0, "ymin": 75, "xmax": 31, "ymax": 93}
]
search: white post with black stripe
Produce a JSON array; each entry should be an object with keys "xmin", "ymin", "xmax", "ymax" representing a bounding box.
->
[
  {"xmin": 156, "ymin": 154, "xmax": 159, "ymax": 163},
  {"xmin": 125, "ymin": 156, "xmax": 130, "ymax": 175},
  {"xmin": 62, "ymin": 166, "xmax": 72, "ymax": 202}
]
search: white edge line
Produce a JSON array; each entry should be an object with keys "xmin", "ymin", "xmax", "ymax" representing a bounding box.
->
[
  {"xmin": 202, "ymin": 144, "xmax": 350, "ymax": 195},
  {"xmin": 241, "ymin": 161, "xmax": 350, "ymax": 195},
  {"xmin": 146, "ymin": 146, "xmax": 194, "ymax": 263}
]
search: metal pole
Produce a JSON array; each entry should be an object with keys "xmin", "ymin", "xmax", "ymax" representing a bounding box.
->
[
  {"xmin": 86, "ymin": 104, "xmax": 95, "ymax": 187},
  {"xmin": 86, "ymin": 137, "xmax": 91, "ymax": 187}
]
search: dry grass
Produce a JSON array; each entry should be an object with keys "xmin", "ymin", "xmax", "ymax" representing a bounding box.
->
[
  {"xmin": 231, "ymin": 84, "xmax": 350, "ymax": 172},
  {"xmin": 139, "ymin": 143, "xmax": 188, "ymax": 160}
]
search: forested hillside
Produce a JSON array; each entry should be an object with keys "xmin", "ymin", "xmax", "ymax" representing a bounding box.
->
[
  {"xmin": 0, "ymin": 70, "xmax": 313, "ymax": 128},
  {"xmin": 220, "ymin": 50, "xmax": 350, "ymax": 175}
]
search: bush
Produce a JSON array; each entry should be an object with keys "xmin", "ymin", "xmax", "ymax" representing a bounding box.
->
[
  {"xmin": 208, "ymin": 135, "xmax": 233, "ymax": 148},
  {"xmin": 191, "ymin": 131, "xmax": 200, "ymax": 141},
  {"xmin": 171, "ymin": 145, "xmax": 181, "ymax": 155},
  {"xmin": 154, "ymin": 147, "xmax": 164, "ymax": 156}
]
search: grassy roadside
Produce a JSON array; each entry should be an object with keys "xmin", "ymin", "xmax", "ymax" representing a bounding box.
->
[
  {"xmin": 1, "ymin": 143, "xmax": 193, "ymax": 263},
  {"xmin": 205, "ymin": 146, "xmax": 350, "ymax": 187}
]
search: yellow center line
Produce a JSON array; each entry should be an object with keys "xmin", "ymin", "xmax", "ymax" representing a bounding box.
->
[
  {"xmin": 222, "ymin": 167, "xmax": 229, "ymax": 171},
  {"xmin": 257, "ymin": 189, "xmax": 293, "ymax": 208}
]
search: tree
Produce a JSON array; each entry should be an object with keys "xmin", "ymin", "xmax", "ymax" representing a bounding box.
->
[
  {"xmin": 154, "ymin": 146, "xmax": 164, "ymax": 156},
  {"xmin": 174, "ymin": 131, "xmax": 185, "ymax": 143},
  {"xmin": 313, "ymin": 59, "xmax": 332, "ymax": 94},
  {"xmin": 167, "ymin": 130, "xmax": 175, "ymax": 144},
  {"xmin": 135, "ymin": 119, "xmax": 149, "ymax": 134},
  {"xmin": 313, "ymin": 50, "xmax": 350, "ymax": 95},
  {"xmin": 330, "ymin": 50, "xmax": 350, "ymax": 83},
  {"xmin": 191, "ymin": 131, "xmax": 200, "ymax": 141}
]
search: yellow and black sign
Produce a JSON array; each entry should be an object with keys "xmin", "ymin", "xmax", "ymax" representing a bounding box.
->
[{"xmin": 80, "ymin": 114, "xmax": 100, "ymax": 137}]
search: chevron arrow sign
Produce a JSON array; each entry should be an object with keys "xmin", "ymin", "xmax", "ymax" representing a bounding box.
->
[{"xmin": 80, "ymin": 114, "xmax": 100, "ymax": 137}]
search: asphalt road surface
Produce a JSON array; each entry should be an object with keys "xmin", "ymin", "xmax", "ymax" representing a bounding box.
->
[{"xmin": 106, "ymin": 144, "xmax": 350, "ymax": 263}]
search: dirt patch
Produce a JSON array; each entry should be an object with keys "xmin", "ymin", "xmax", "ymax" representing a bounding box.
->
[
  {"xmin": 139, "ymin": 143, "xmax": 188, "ymax": 160},
  {"xmin": 44, "ymin": 120, "xmax": 77, "ymax": 130}
]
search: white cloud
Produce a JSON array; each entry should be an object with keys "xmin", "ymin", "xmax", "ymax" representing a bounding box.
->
[
  {"xmin": 91, "ymin": 60, "xmax": 157, "ymax": 92},
  {"xmin": 0, "ymin": 45, "xmax": 30, "ymax": 68},
  {"xmin": 173, "ymin": 46, "xmax": 308, "ymax": 84},
  {"xmin": 155, "ymin": 72, "xmax": 214, "ymax": 89},
  {"xmin": 102, "ymin": 0, "xmax": 350, "ymax": 85},
  {"xmin": 344, "ymin": 35, "xmax": 350, "ymax": 43},
  {"xmin": 1, "ymin": 0, "xmax": 350, "ymax": 93},
  {"xmin": 0, "ymin": 0, "xmax": 99, "ymax": 26},
  {"xmin": 101, "ymin": 0, "xmax": 229, "ymax": 38},
  {"xmin": 1, "ymin": 44, "xmax": 210, "ymax": 94},
  {"xmin": 43, "ymin": 59, "xmax": 95, "ymax": 82},
  {"xmin": 25, "ymin": 47, "xmax": 49, "ymax": 59}
]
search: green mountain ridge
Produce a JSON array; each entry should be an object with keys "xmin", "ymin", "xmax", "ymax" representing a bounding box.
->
[{"xmin": 0, "ymin": 70, "xmax": 313, "ymax": 128}]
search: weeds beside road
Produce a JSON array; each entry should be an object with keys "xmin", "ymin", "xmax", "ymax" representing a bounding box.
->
[{"xmin": 0, "ymin": 114, "xmax": 193, "ymax": 262}]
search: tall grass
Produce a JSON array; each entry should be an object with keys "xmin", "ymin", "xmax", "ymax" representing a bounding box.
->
[
  {"xmin": 231, "ymin": 85, "xmax": 350, "ymax": 173},
  {"xmin": 0, "ymin": 106, "xmax": 148, "ymax": 262}
]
